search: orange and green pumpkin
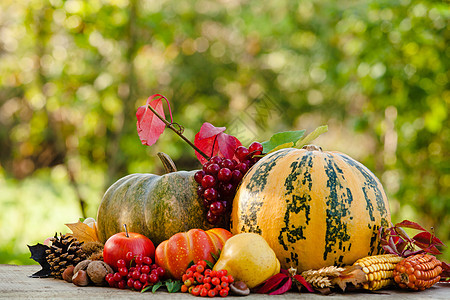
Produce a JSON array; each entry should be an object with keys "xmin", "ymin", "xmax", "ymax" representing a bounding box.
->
[
  {"xmin": 155, "ymin": 228, "xmax": 232, "ymax": 280},
  {"xmin": 97, "ymin": 154, "xmax": 212, "ymax": 245},
  {"xmin": 230, "ymin": 145, "xmax": 391, "ymax": 272}
]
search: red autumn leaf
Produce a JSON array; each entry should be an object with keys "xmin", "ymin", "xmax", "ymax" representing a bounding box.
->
[
  {"xmin": 395, "ymin": 220, "xmax": 427, "ymax": 232},
  {"xmin": 421, "ymin": 245, "xmax": 442, "ymax": 255},
  {"xmin": 255, "ymin": 273, "xmax": 288, "ymax": 294},
  {"xmin": 431, "ymin": 235, "xmax": 445, "ymax": 247},
  {"xmin": 194, "ymin": 122, "xmax": 242, "ymax": 164},
  {"xmin": 394, "ymin": 226, "xmax": 413, "ymax": 242},
  {"xmin": 293, "ymin": 274, "xmax": 314, "ymax": 293},
  {"xmin": 136, "ymin": 94, "xmax": 173, "ymax": 146},
  {"xmin": 412, "ymin": 231, "xmax": 433, "ymax": 248},
  {"xmin": 440, "ymin": 261, "xmax": 450, "ymax": 280},
  {"xmin": 269, "ymin": 277, "xmax": 292, "ymax": 295}
]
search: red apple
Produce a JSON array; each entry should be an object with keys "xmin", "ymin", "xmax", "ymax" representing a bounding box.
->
[{"xmin": 103, "ymin": 225, "xmax": 155, "ymax": 270}]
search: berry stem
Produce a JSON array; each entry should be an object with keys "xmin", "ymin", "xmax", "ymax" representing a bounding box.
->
[
  {"xmin": 210, "ymin": 135, "xmax": 218, "ymax": 159},
  {"xmin": 146, "ymin": 104, "xmax": 210, "ymax": 160}
]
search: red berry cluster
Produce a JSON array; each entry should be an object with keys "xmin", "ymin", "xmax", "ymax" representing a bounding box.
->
[
  {"xmin": 180, "ymin": 260, "xmax": 234, "ymax": 297},
  {"xmin": 105, "ymin": 252, "xmax": 165, "ymax": 291},
  {"xmin": 195, "ymin": 142, "xmax": 264, "ymax": 224}
]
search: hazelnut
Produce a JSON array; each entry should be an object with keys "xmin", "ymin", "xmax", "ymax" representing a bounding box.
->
[
  {"xmin": 230, "ymin": 281, "xmax": 250, "ymax": 296},
  {"xmin": 72, "ymin": 270, "xmax": 89, "ymax": 287},
  {"xmin": 74, "ymin": 260, "xmax": 91, "ymax": 275},
  {"xmin": 86, "ymin": 261, "xmax": 114, "ymax": 286},
  {"xmin": 62, "ymin": 265, "xmax": 75, "ymax": 283}
]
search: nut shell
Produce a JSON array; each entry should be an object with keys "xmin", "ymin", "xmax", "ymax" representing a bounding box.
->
[
  {"xmin": 62, "ymin": 265, "xmax": 74, "ymax": 283},
  {"xmin": 86, "ymin": 261, "xmax": 113, "ymax": 286},
  {"xmin": 74, "ymin": 260, "xmax": 92, "ymax": 275},
  {"xmin": 230, "ymin": 281, "xmax": 250, "ymax": 296},
  {"xmin": 72, "ymin": 270, "xmax": 89, "ymax": 287}
]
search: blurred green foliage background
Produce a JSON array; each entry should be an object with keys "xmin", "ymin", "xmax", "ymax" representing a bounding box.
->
[{"xmin": 0, "ymin": 0, "xmax": 448, "ymax": 265}]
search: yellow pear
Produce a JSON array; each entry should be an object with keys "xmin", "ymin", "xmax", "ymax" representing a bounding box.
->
[{"xmin": 213, "ymin": 233, "xmax": 280, "ymax": 288}]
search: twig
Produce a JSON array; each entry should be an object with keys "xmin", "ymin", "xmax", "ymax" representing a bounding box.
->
[{"xmin": 146, "ymin": 104, "xmax": 210, "ymax": 160}]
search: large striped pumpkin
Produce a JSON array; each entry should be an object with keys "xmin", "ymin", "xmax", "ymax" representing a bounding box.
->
[{"xmin": 230, "ymin": 145, "xmax": 391, "ymax": 272}]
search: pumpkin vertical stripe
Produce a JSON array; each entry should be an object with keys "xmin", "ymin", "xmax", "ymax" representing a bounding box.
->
[
  {"xmin": 323, "ymin": 154, "xmax": 351, "ymax": 262},
  {"xmin": 231, "ymin": 146, "xmax": 391, "ymax": 272},
  {"xmin": 337, "ymin": 153, "xmax": 389, "ymax": 225}
]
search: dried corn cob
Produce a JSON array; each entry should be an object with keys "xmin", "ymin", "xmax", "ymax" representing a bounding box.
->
[
  {"xmin": 353, "ymin": 254, "xmax": 402, "ymax": 290},
  {"xmin": 393, "ymin": 254, "xmax": 442, "ymax": 291}
]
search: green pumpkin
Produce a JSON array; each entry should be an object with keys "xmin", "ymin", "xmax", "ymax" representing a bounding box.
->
[{"xmin": 97, "ymin": 153, "xmax": 212, "ymax": 245}]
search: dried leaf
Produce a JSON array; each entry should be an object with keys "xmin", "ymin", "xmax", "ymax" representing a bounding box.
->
[
  {"xmin": 27, "ymin": 243, "xmax": 51, "ymax": 278},
  {"xmin": 65, "ymin": 220, "xmax": 100, "ymax": 243},
  {"xmin": 331, "ymin": 265, "xmax": 367, "ymax": 291}
]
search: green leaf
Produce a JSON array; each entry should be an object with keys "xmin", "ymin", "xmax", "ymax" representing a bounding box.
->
[
  {"xmin": 295, "ymin": 125, "xmax": 328, "ymax": 149},
  {"xmin": 261, "ymin": 130, "xmax": 305, "ymax": 153},
  {"xmin": 187, "ymin": 260, "xmax": 195, "ymax": 268},
  {"xmin": 204, "ymin": 259, "xmax": 215, "ymax": 269},
  {"xmin": 166, "ymin": 280, "xmax": 174, "ymax": 292},
  {"xmin": 141, "ymin": 284, "xmax": 153, "ymax": 293},
  {"xmin": 210, "ymin": 250, "xmax": 220, "ymax": 262},
  {"xmin": 152, "ymin": 281, "xmax": 163, "ymax": 293},
  {"xmin": 166, "ymin": 280, "xmax": 182, "ymax": 293}
]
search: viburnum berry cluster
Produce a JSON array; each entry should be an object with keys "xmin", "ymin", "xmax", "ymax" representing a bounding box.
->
[
  {"xmin": 180, "ymin": 260, "xmax": 234, "ymax": 297},
  {"xmin": 195, "ymin": 142, "xmax": 264, "ymax": 225},
  {"xmin": 105, "ymin": 252, "xmax": 165, "ymax": 291}
]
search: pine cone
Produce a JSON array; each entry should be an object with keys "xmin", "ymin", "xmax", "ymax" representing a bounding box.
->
[
  {"xmin": 301, "ymin": 266, "xmax": 345, "ymax": 288},
  {"xmin": 45, "ymin": 233, "xmax": 87, "ymax": 279}
]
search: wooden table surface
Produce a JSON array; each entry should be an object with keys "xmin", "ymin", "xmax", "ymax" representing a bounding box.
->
[{"xmin": 0, "ymin": 264, "xmax": 448, "ymax": 299}]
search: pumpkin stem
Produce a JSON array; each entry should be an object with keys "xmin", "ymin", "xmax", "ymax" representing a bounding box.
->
[
  {"xmin": 302, "ymin": 144, "xmax": 323, "ymax": 151},
  {"xmin": 123, "ymin": 224, "xmax": 129, "ymax": 238},
  {"xmin": 157, "ymin": 152, "xmax": 178, "ymax": 173}
]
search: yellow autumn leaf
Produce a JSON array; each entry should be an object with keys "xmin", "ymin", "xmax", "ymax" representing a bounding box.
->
[
  {"xmin": 266, "ymin": 142, "xmax": 294, "ymax": 154},
  {"xmin": 66, "ymin": 220, "xmax": 100, "ymax": 243}
]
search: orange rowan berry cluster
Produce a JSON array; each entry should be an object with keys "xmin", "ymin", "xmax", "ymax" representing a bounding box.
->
[{"xmin": 181, "ymin": 260, "xmax": 234, "ymax": 297}]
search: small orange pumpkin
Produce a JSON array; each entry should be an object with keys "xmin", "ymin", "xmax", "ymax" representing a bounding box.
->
[{"xmin": 155, "ymin": 228, "xmax": 232, "ymax": 280}]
